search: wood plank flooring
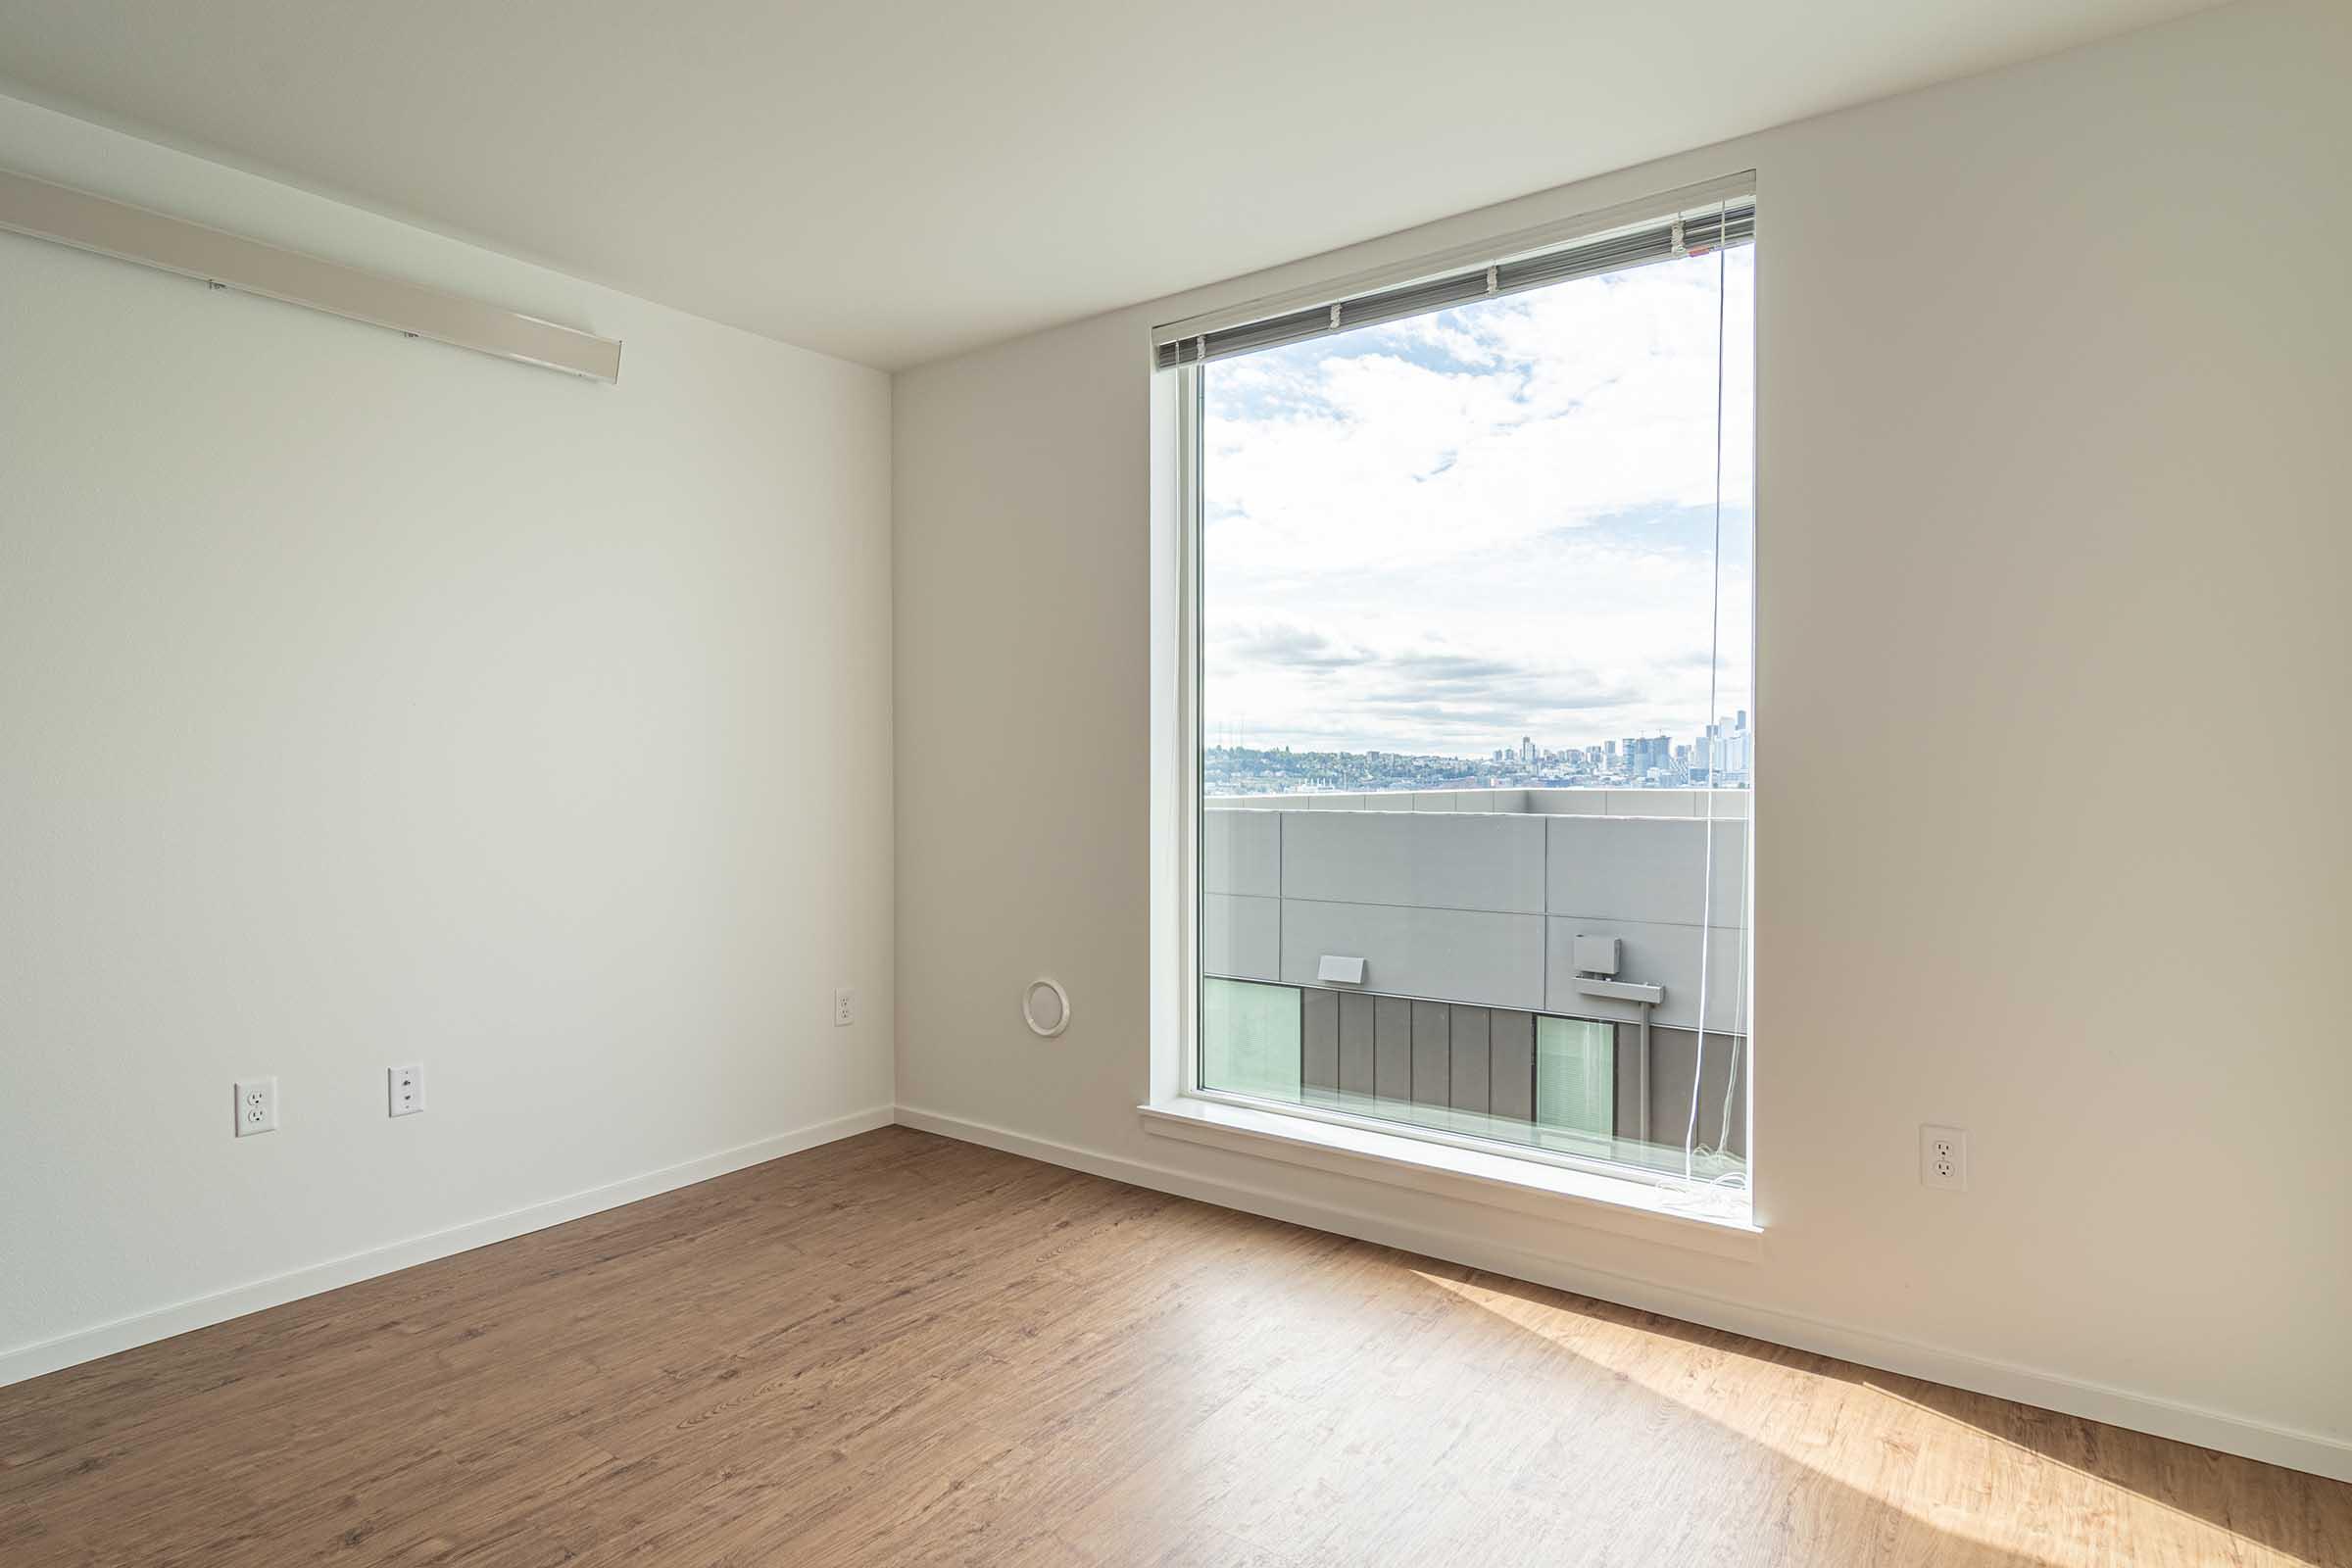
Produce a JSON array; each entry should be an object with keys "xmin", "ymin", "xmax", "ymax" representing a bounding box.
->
[{"xmin": 2, "ymin": 1126, "xmax": 2344, "ymax": 1565}]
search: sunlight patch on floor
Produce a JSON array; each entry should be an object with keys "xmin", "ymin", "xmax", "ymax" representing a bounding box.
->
[{"xmin": 1409, "ymin": 1269, "xmax": 2315, "ymax": 1568}]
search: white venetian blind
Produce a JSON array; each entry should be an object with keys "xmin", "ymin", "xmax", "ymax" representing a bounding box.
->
[{"xmin": 1153, "ymin": 177, "xmax": 1753, "ymax": 370}]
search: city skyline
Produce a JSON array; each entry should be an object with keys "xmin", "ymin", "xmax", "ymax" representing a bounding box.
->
[{"xmin": 1204, "ymin": 710, "xmax": 1749, "ymax": 796}]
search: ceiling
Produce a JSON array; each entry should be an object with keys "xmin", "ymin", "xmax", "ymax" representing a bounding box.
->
[{"xmin": 0, "ymin": 0, "xmax": 2216, "ymax": 370}]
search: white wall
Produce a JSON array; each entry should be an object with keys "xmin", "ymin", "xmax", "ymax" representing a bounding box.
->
[
  {"xmin": 0, "ymin": 94, "xmax": 896, "ymax": 1374},
  {"xmin": 894, "ymin": 0, "xmax": 2352, "ymax": 1475}
]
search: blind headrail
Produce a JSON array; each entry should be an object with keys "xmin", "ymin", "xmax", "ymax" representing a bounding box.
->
[{"xmin": 1152, "ymin": 172, "xmax": 1754, "ymax": 371}]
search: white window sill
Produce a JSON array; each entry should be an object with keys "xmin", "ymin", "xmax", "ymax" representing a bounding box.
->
[{"xmin": 1138, "ymin": 1097, "xmax": 1760, "ymax": 1261}]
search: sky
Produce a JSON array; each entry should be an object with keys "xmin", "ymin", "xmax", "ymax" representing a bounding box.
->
[{"xmin": 1200, "ymin": 243, "xmax": 1754, "ymax": 759}]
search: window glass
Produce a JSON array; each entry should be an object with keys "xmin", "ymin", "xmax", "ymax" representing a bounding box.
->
[{"xmin": 1194, "ymin": 221, "xmax": 1753, "ymax": 1195}]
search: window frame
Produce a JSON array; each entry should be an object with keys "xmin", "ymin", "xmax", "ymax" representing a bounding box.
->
[{"xmin": 1171, "ymin": 265, "xmax": 1753, "ymax": 1196}]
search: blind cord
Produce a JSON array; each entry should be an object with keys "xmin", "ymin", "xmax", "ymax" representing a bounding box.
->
[{"xmin": 1685, "ymin": 197, "xmax": 1732, "ymax": 1185}]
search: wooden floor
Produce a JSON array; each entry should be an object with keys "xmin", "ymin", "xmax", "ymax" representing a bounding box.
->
[{"xmin": 2, "ymin": 1128, "xmax": 2344, "ymax": 1566}]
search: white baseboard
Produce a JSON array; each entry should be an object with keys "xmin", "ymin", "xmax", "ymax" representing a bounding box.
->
[
  {"xmin": 14, "ymin": 1099, "xmax": 2345, "ymax": 1487},
  {"xmin": 0, "ymin": 1104, "xmax": 896, "ymax": 1390},
  {"xmin": 894, "ymin": 1103, "xmax": 2352, "ymax": 1485}
]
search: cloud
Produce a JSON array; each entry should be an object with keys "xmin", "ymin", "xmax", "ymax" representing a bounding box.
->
[
  {"xmin": 1205, "ymin": 631, "xmax": 1655, "ymax": 755},
  {"xmin": 1217, "ymin": 623, "xmax": 1374, "ymax": 670},
  {"xmin": 1380, "ymin": 651, "xmax": 1524, "ymax": 685},
  {"xmin": 1200, "ymin": 246, "xmax": 1754, "ymax": 757}
]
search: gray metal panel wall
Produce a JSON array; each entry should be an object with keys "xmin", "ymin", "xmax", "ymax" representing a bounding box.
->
[
  {"xmin": 1616, "ymin": 1023, "xmax": 1748, "ymax": 1157},
  {"xmin": 1448, "ymin": 1005, "xmax": 1491, "ymax": 1113},
  {"xmin": 1545, "ymin": 814, "xmax": 1746, "ymax": 927},
  {"xmin": 1280, "ymin": 899, "xmax": 1546, "ymax": 1012},
  {"xmin": 1544, "ymin": 915, "xmax": 1745, "ymax": 1032},
  {"xmin": 1201, "ymin": 893, "xmax": 1280, "ymax": 982},
  {"xmin": 1281, "ymin": 809, "xmax": 1546, "ymax": 913},
  {"xmin": 1302, "ymin": 988, "xmax": 1340, "ymax": 1103},
  {"xmin": 1410, "ymin": 1001, "xmax": 1451, "ymax": 1108},
  {"xmin": 1374, "ymin": 997, "xmax": 1414, "ymax": 1102},
  {"xmin": 1338, "ymin": 993, "xmax": 1377, "ymax": 1097},
  {"xmin": 1201, "ymin": 808, "xmax": 1282, "ymax": 897},
  {"xmin": 1490, "ymin": 1009, "xmax": 1536, "ymax": 1121}
]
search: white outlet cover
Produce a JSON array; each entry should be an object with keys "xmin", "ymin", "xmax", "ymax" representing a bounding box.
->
[
  {"xmin": 1921, "ymin": 1124, "xmax": 1969, "ymax": 1191},
  {"xmin": 833, "ymin": 988, "xmax": 855, "ymax": 1027},
  {"xmin": 234, "ymin": 1077, "xmax": 278, "ymax": 1137},
  {"xmin": 388, "ymin": 1063, "xmax": 425, "ymax": 1117}
]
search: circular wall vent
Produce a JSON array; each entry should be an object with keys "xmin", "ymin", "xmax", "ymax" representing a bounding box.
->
[{"xmin": 1022, "ymin": 978, "xmax": 1070, "ymax": 1038}]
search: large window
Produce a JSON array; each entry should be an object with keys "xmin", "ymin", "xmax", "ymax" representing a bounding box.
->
[{"xmin": 1179, "ymin": 185, "xmax": 1755, "ymax": 1202}]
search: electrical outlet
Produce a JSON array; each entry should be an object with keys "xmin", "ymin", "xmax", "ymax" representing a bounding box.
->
[
  {"xmin": 1921, "ymin": 1124, "xmax": 1968, "ymax": 1191},
  {"xmin": 233, "ymin": 1077, "xmax": 278, "ymax": 1137},
  {"xmin": 388, "ymin": 1063, "xmax": 425, "ymax": 1117},
  {"xmin": 833, "ymin": 988, "xmax": 855, "ymax": 1028}
]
